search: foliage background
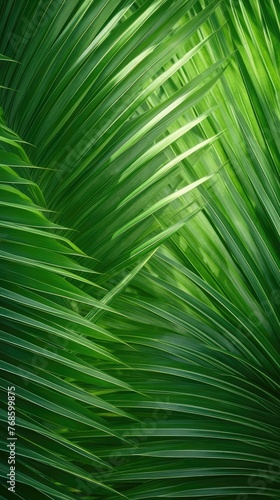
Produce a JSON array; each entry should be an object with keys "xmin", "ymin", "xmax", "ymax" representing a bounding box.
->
[{"xmin": 0, "ymin": 0, "xmax": 279, "ymax": 498}]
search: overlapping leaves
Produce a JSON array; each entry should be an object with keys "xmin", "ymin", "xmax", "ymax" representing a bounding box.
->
[{"xmin": 0, "ymin": 0, "xmax": 279, "ymax": 499}]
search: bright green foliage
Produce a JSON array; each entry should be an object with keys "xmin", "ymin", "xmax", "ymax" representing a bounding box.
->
[{"xmin": 0, "ymin": 1, "xmax": 279, "ymax": 499}]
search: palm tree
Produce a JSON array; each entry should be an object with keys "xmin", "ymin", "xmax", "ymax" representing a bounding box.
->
[{"xmin": 0, "ymin": 0, "xmax": 279, "ymax": 498}]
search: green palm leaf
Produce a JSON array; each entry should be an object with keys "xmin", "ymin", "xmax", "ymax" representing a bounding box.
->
[{"xmin": 0, "ymin": 0, "xmax": 279, "ymax": 499}]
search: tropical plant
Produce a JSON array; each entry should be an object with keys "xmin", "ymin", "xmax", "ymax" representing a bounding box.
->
[{"xmin": 0, "ymin": 0, "xmax": 279, "ymax": 499}]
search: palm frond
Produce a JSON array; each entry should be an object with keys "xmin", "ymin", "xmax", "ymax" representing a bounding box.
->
[{"xmin": 0, "ymin": 0, "xmax": 279, "ymax": 499}]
